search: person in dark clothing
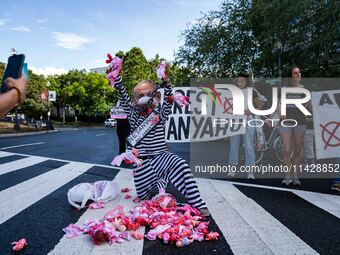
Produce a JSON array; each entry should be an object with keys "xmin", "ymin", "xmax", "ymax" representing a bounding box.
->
[{"xmin": 116, "ymin": 118, "xmax": 130, "ymax": 154}]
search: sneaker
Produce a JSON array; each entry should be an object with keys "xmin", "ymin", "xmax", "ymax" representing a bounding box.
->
[
  {"xmin": 291, "ymin": 172, "xmax": 301, "ymax": 185},
  {"xmin": 247, "ymin": 172, "xmax": 255, "ymax": 180},
  {"xmin": 227, "ymin": 171, "xmax": 236, "ymax": 177},
  {"xmin": 292, "ymin": 177, "xmax": 301, "ymax": 185},
  {"xmin": 281, "ymin": 177, "xmax": 292, "ymax": 186},
  {"xmin": 199, "ymin": 208, "xmax": 210, "ymax": 217},
  {"xmin": 331, "ymin": 184, "xmax": 340, "ymax": 192}
]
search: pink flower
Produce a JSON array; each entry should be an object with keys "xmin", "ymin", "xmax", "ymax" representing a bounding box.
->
[
  {"xmin": 11, "ymin": 239, "xmax": 27, "ymax": 251},
  {"xmin": 63, "ymin": 224, "xmax": 83, "ymax": 238}
]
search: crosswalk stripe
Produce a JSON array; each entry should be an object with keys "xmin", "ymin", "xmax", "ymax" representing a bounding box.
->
[
  {"xmin": 0, "ymin": 142, "xmax": 45, "ymax": 150},
  {"xmin": 0, "ymin": 162, "xmax": 93, "ymax": 224},
  {"xmin": 292, "ymin": 190, "xmax": 340, "ymax": 219},
  {"xmin": 197, "ymin": 178, "xmax": 273, "ymax": 255},
  {"xmin": 49, "ymin": 170, "xmax": 145, "ymax": 255},
  {"xmin": 0, "ymin": 150, "xmax": 337, "ymax": 254},
  {"xmin": 91, "ymin": 171, "xmax": 144, "ymax": 255},
  {"xmin": 0, "ymin": 151, "xmax": 12, "ymax": 158},
  {"xmin": 211, "ymin": 180, "xmax": 318, "ymax": 255},
  {"xmin": 0, "ymin": 156, "xmax": 48, "ymax": 176},
  {"xmin": 225, "ymin": 180, "xmax": 340, "ymax": 219},
  {"xmin": 0, "ymin": 150, "xmax": 119, "ymax": 170}
]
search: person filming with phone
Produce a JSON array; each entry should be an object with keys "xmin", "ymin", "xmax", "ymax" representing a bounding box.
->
[
  {"xmin": 0, "ymin": 73, "xmax": 27, "ymax": 117},
  {"xmin": 0, "ymin": 53, "xmax": 28, "ymax": 117}
]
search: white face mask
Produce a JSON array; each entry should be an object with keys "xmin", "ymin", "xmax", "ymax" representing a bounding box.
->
[
  {"xmin": 135, "ymin": 96, "xmax": 159, "ymax": 108},
  {"xmin": 136, "ymin": 96, "xmax": 153, "ymax": 105}
]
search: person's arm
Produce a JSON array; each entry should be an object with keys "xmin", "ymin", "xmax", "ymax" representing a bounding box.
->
[
  {"xmin": 160, "ymin": 80, "xmax": 173, "ymax": 122},
  {"xmin": 114, "ymin": 75, "xmax": 132, "ymax": 116},
  {"xmin": 0, "ymin": 73, "xmax": 27, "ymax": 117},
  {"xmin": 0, "ymin": 89, "xmax": 21, "ymax": 117}
]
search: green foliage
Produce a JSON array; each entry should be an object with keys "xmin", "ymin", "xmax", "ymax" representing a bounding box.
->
[
  {"xmin": 0, "ymin": 62, "xmax": 4, "ymax": 82},
  {"xmin": 120, "ymin": 47, "xmax": 155, "ymax": 94},
  {"xmin": 1, "ymin": 47, "xmax": 191, "ymax": 120},
  {"xmin": 176, "ymin": 0, "xmax": 340, "ymax": 78},
  {"xmin": 47, "ymin": 70, "xmax": 115, "ymax": 118},
  {"xmin": 19, "ymin": 70, "xmax": 49, "ymax": 117}
]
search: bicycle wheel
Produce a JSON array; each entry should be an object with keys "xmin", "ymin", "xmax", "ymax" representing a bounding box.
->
[
  {"xmin": 274, "ymin": 137, "xmax": 294, "ymax": 162},
  {"xmin": 255, "ymin": 149, "xmax": 264, "ymax": 164},
  {"xmin": 253, "ymin": 131, "xmax": 265, "ymax": 164}
]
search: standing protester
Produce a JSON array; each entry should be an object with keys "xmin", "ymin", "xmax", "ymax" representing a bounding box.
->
[
  {"xmin": 280, "ymin": 66, "xmax": 311, "ymax": 186},
  {"xmin": 302, "ymin": 116, "xmax": 315, "ymax": 164},
  {"xmin": 330, "ymin": 158, "xmax": 340, "ymax": 192},
  {"xmin": 228, "ymin": 73, "xmax": 264, "ymax": 179},
  {"xmin": 116, "ymin": 100, "xmax": 130, "ymax": 154},
  {"xmin": 113, "ymin": 65, "xmax": 209, "ymax": 216}
]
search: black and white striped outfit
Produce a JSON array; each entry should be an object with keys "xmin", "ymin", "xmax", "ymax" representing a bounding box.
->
[{"xmin": 115, "ymin": 76, "xmax": 207, "ymax": 210}]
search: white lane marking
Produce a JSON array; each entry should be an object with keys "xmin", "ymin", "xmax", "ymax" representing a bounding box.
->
[
  {"xmin": 224, "ymin": 180, "xmax": 340, "ymax": 218},
  {"xmin": 0, "ymin": 150, "xmax": 119, "ymax": 170},
  {"xmin": 0, "ymin": 162, "xmax": 92, "ymax": 224},
  {"xmin": 1, "ymin": 142, "xmax": 45, "ymax": 150},
  {"xmin": 49, "ymin": 171, "xmax": 145, "ymax": 255},
  {"xmin": 197, "ymin": 178, "xmax": 273, "ymax": 255},
  {"xmin": 212, "ymin": 181, "xmax": 318, "ymax": 255},
  {"xmin": 292, "ymin": 190, "xmax": 340, "ymax": 219},
  {"xmin": 90, "ymin": 171, "xmax": 144, "ymax": 255},
  {"xmin": 95, "ymin": 133, "xmax": 106, "ymax": 137},
  {"xmin": 225, "ymin": 179, "xmax": 338, "ymax": 196},
  {"xmin": 0, "ymin": 151, "xmax": 12, "ymax": 158},
  {"xmin": 0, "ymin": 156, "xmax": 47, "ymax": 176}
]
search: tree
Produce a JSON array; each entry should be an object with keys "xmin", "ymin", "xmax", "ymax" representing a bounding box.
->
[
  {"xmin": 176, "ymin": 0, "xmax": 340, "ymax": 78},
  {"xmin": 120, "ymin": 47, "xmax": 155, "ymax": 94},
  {"xmin": 18, "ymin": 70, "xmax": 49, "ymax": 118}
]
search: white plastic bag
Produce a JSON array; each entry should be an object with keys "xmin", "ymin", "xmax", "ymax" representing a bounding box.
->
[
  {"xmin": 93, "ymin": 181, "xmax": 120, "ymax": 203},
  {"xmin": 67, "ymin": 183, "xmax": 94, "ymax": 209},
  {"xmin": 67, "ymin": 181, "xmax": 119, "ymax": 209}
]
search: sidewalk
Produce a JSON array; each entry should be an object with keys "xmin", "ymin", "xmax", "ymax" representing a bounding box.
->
[{"xmin": 0, "ymin": 130, "xmax": 58, "ymax": 138}]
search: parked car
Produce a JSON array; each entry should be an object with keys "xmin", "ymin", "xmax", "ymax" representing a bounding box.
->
[
  {"xmin": 28, "ymin": 119, "xmax": 47, "ymax": 129},
  {"xmin": 11, "ymin": 116, "xmax": 25, "ymax": 124},
  {"xmin": 104, "ymin": 119, "xmax": 116, "ymax": 127}
]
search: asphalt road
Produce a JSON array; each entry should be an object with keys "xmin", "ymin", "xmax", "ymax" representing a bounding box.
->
[
  {"xmin": 0, "ymin": 127, "xmax": 337, "ymax": 194},
  {"xmin": 0, "ymin": 127, "xmax": 339, "ymax": 255}
]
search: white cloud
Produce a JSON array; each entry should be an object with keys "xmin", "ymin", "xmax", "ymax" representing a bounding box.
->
[
  {"xmin": 11, "ymin": 26, "xmax": 31, "ymax": 32},
  {"xmin": 37, "ymin": 19, "xmax": 47, "ymax": 23},
  {"xmin": 0, "ymin": 19, "xmax": 9, "ymax": 26},
  {"xmin": 30, "ymin": 66, "xmax": 68, "ymax": 76},
  {"xmin": 53, "ymin": 32, "xmax": 91, "ymax": 50},
  {"xmin": 175, "ymin": 1, "xmax": 192, "ymax": 7},
  {"xmin": 94, "ymin": 59, "xmax": 105, "ymax": 64}
]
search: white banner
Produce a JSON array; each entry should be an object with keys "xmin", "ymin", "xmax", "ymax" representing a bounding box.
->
[
  {"xmin": 48, "ymin": 90, "xmax": 56, "ymax": 102},
  {"xmin": 164, "ymin": 87, "xmax": 246, "ymax": 143},
  {"xmin": 312, "ymin": 89, "xmax": 340, "ymax": 159},
  {"xmin": 110, "ymin": 106, "xmax": 127, "ymax": 119}
]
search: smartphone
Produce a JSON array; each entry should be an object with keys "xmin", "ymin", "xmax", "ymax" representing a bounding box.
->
[
  {"xmin": 1, "ymin": 54, "xmax": 25, "ymax": 94},
  {"xmin": 23, "ymin": 63, "xmax": 29, "ymax": 80}
]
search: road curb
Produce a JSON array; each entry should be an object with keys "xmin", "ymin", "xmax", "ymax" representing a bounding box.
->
[{"xmin": 0, "ymin": 130, "xmax": 59, "ymax": 138}]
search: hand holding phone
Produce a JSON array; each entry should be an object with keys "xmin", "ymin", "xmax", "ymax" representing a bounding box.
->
[
  {"xmin": 5, "ymin": 72, "xmax": 28, "ymax": 103},
  {"xmin": 1, "ymin": 54, "xmax": 25, "ymax": 94}
]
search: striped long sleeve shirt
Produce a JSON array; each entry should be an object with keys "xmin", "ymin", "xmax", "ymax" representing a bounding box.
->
[{"xmin": 114, "ymin": 75, "xmax": 173, "ymax": 157}]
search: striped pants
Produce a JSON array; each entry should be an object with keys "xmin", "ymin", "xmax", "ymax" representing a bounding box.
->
[{"xmin": 133, "ymin": 151, "xmax": 207, "ymax": 210}]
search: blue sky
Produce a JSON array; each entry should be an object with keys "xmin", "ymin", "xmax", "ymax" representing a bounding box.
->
[{"xmin": 0, "ymin": 0, "xmax": 221, "ymax": 75}]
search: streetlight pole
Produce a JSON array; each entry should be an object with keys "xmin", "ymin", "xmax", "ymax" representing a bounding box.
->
[
  {"xmin": 46, "ymin": 81, "xmax": 51, "ymax": 122},
  {"xmin": 11, "ymin": 48, "xmax": 20, "ymax": 132}
]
